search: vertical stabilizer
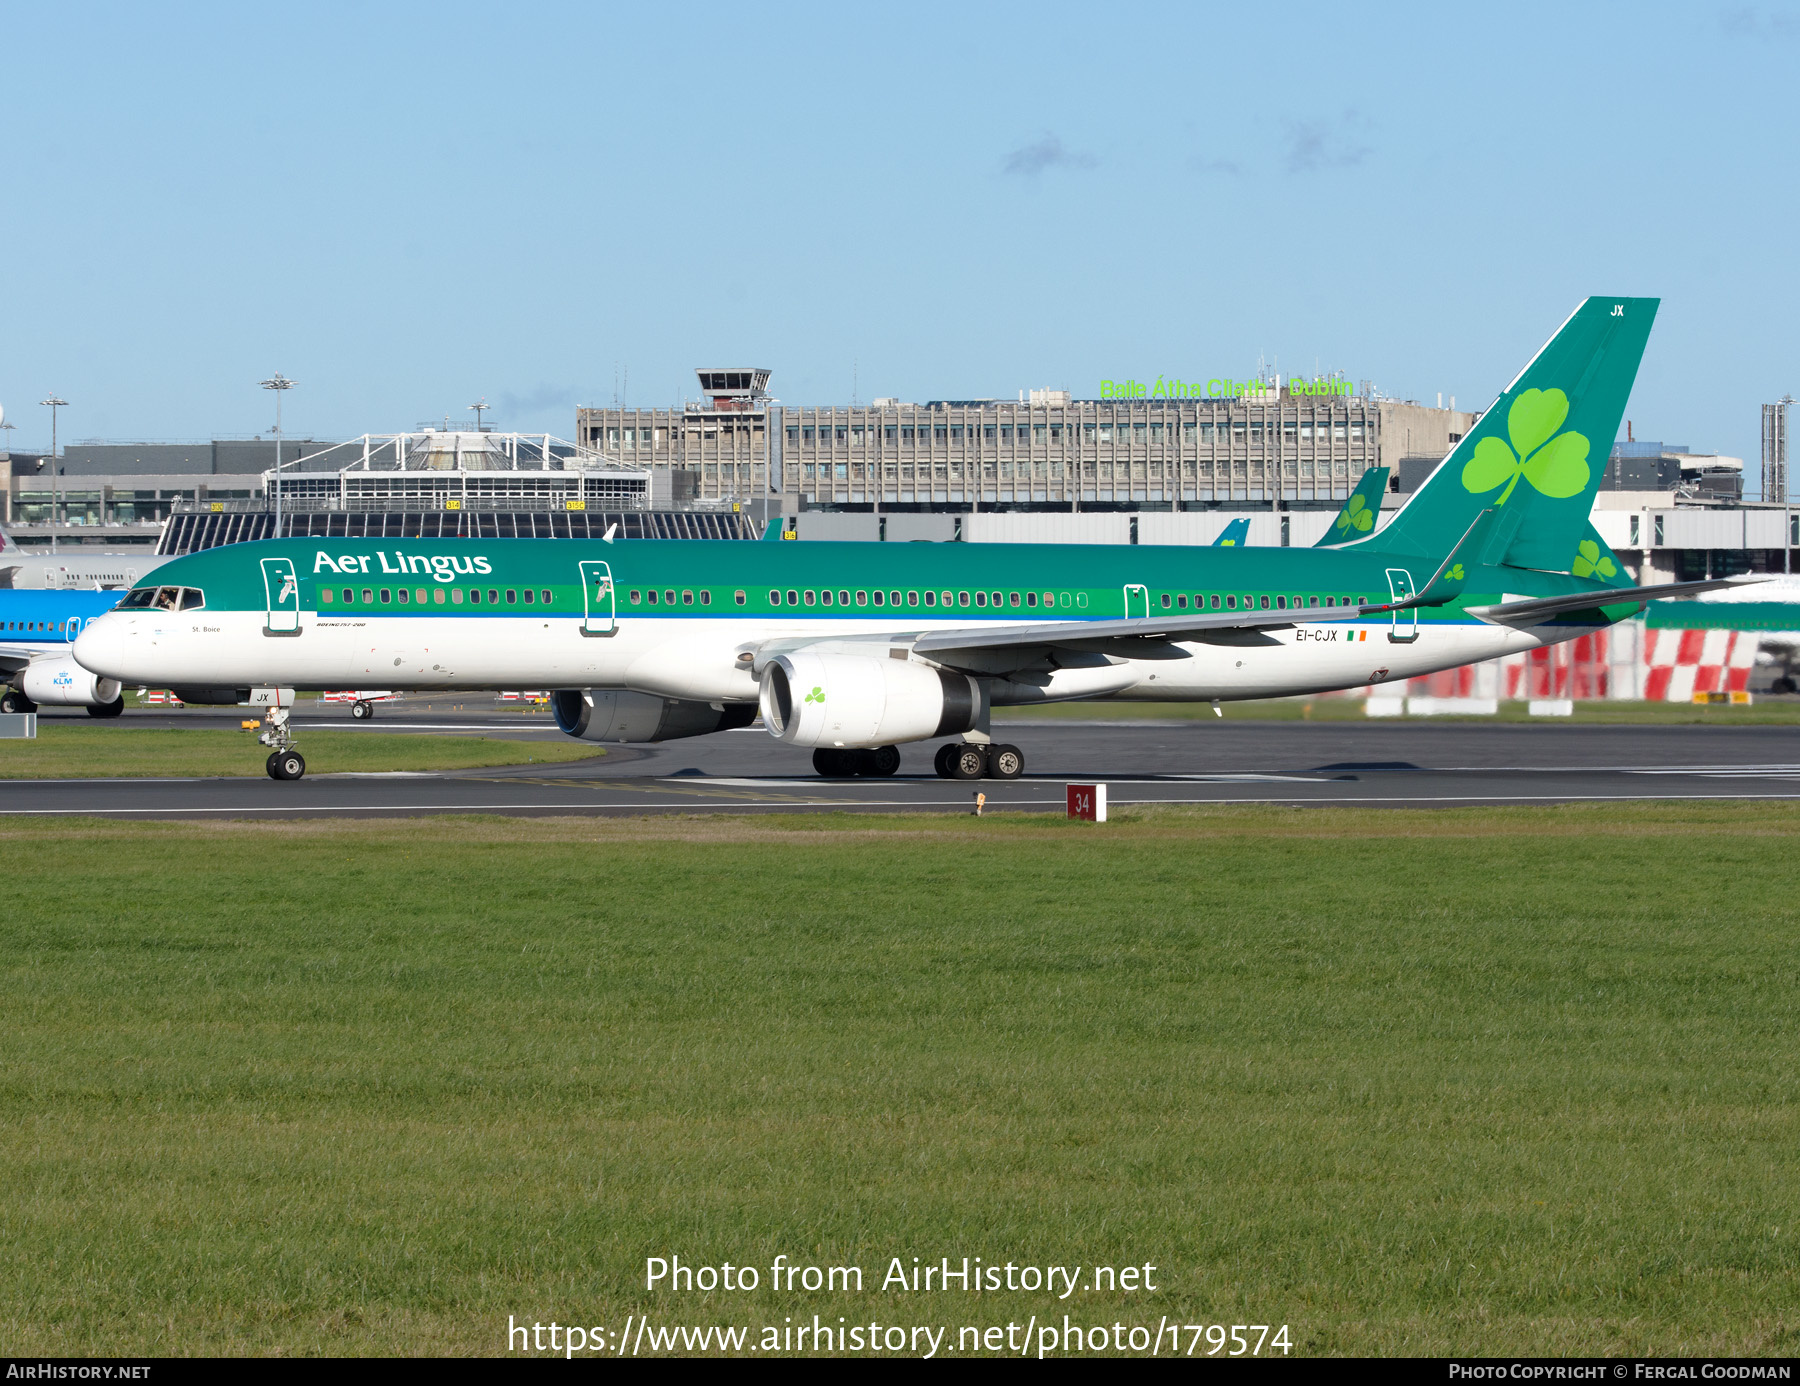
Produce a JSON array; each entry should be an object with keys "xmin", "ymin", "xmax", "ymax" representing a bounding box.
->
[
  {"xmin": 1314, "ymin": 466, "xmax": 1390, "ymax": 547},
  {"xmin": 1363, "ymin": 297, "xmax": 1658, "ymax": 571}
]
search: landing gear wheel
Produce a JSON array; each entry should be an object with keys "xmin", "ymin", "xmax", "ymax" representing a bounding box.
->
[
  {"xmin": 933, "ymin": 743, "xmax": 958, "ymax": 779},
  {"xmin": 865, "ymin": 745, "xmax": 901, "ymax": 777},
  {"xmin": 949, "ymin": 743, "xmax": 988, "ymax": 780},
  {"xmin": 1, "ymin": 690, "xmax": 35, "ymax": 714},
  {"xmin": 986, "ymin": 743, "xmax": 1024, "ymax": 779},
  {"xmin": 86, "ymin": 695, "xmax": 126, "ymax": 719},
  {"xmin": 812, "ymin": 748, "xmax": 848, "ymax": 777},
  {"xmin": 351, "ymin": 699, "xmax": 374, "ymax": 720},
  {"xmin": 267, "ymin": 750, "xmax": 306, "ymax": 781}
]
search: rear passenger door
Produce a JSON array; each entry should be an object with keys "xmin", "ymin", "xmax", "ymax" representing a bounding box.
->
[{"xmin": 579, "ymin": 561, "xmax": 615, "ymax": 636}]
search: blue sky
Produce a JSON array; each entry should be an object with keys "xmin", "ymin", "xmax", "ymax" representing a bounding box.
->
[{"xmin": 2, "ymin": 1, "xmax": 1797, "ymax": 491}]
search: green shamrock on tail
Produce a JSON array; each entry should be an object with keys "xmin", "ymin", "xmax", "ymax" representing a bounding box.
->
[
  {"xmin": 1335, "ymin": 494, "xmax": 1375, "ymax": 534},
  {"xmin": 1447, "ymin": 564, "xmax": 1465, "ymax": 582},
  {"xmin": 1461, "ymin": 388, "xmax": 1590, "ymax": 505},
  {"xmin": 804, "ymin": 686, "xmax": 826, "ymax": 704},
  {"xmin": 1571, "ymin": 539, "xmax": 1617, "ymax": 579}
]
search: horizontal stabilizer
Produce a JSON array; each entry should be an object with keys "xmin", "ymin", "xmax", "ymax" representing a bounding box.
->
[{"xmin": 1468, "ymin": 577, "xmax": 1766, "ymax": 624}]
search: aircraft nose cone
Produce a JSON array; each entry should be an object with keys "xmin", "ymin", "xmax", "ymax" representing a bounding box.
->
[{"xmin": 73, "ymin": 615, "xmax": 128, "ymax": 680}]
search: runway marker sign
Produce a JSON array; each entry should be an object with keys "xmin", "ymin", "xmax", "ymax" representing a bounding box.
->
[{"xmin": 1067, "ymin": 783, "xmax": 1107, "ymax": 822}]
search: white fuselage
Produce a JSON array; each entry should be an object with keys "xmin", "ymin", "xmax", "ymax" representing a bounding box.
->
[{"xmin": 76, "ymin": 605, "xmax": 1567, "ymax": 705}]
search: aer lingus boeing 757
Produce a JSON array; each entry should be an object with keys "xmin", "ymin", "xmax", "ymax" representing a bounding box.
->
[{"xmin": 74, "ymin": 296, "xmax": 1751, "ymax": 781}]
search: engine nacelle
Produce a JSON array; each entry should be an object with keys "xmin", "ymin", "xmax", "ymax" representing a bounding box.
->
[
  {"xmin": 20, "ymin": 656, "xmax": 122, "ymax": 708},
  {"xmin": 551, "ymin": 689, "xmax": 756, "ymax": 743},
  {"xmin": 759, "ymin": 652, "xmax": 981, "ymax": 749}
]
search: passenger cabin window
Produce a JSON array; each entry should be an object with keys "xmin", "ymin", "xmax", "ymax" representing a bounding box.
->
[
  {"xmin": 736, "ymin": 590, "xmax": 747, "ymax": 606},
  {"xmin": 380, "ymin": 589, "xmax": 392, "ymax": 603},
  {"xmin": 647, "ymin": 590, "xmax": 658, "ymax": 604},
  {"xmin": 1027, "ymin": 592, "xmax": 1038, "ymax": 607},
  {"xmin": 506, "ymin": 589, "xmax": 517, "ymax": 603},
  {"xmin": 924, "ymin": 591, "xmax": 936, "ymax": 607},
  {"xmin": 467, "ymin": 588, "xmax": 481, "ymax": 604},
  {"xmin": 872, "ymin": 590, "xmax": 885, "ymax": 606},
  {"xmin": 787, "ymin": 590, "xmax": 799, "ymax": 606},
  {"xmin": 362, "ymin": 588, "xmax": 374, "ymax": 603},
  {"xmin": 682, "ymin": 590, "xmax": 694, "ymax": 605},
  {"xmin": 488, "ymin": 589, "xmax": 499, "ymax": 604},
  {"xmin": 344, "ymin": 588, "xmax": 354, "ymax": 604},
  {"xmin": 542, "ymin": 590, "xmax": 551, "ymax": 605},
  {"xmin": 398, "ymin": 589, "xmax": 409, "ymax": 603},
  {"xmin": 321, "ymin": 588, "xmax": 334, "ymax": 604},
  {"xmin": 700, "ymin": 591, "xmax": 711, "ymax": 605}
]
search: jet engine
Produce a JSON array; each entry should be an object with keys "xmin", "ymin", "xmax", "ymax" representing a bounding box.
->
[
  {"xmin": 551, "ymin": 689, "xmax": 756, "ymax": 743},
  {"xmin": 20, "ymin": 656, "xmax": 123, "ymax": 711},
  {"xmin": 758, "ymin": 651, "xmax": 981, "ymax": 749}
]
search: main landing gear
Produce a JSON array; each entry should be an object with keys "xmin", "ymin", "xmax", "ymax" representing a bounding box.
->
[
  {"xmin": 259, "ymin": 704, "xmax": 306, "ymax": 780},
  {"xmin": 812, "ymin": 746, "xmax": 901, "ymax": 777},
  {"xmin": 933, "ymin": 742, "xmax": 1023, "ymax": 780},
  {"xmin": 350, "ymin": 699, "xmax": 375, "ymax": 720}
]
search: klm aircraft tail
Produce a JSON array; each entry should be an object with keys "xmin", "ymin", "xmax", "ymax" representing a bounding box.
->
[
  {"xmin": 1212, "ymin": 517, "xmax": 1251, "ymax": 547},
  {"xmin": 1314, "ymin": 466, "xmax": 1390, "ymax": 548},
  {"xmin": 1362, "ymin": 296, "xmax": 1657, "ymax": 574}
]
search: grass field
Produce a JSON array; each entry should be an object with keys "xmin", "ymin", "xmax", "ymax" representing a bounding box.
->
[
  {"xmin": 998, "ymin": 697, "xmax": 1800, "ymax": 725},
  {"xmin": 0, "ymin": 725, "xmax": 601, "ymax": 777},
  {"xmin": 2, "ymin": 805, "xmax": 1796, "ymax": 1357}
]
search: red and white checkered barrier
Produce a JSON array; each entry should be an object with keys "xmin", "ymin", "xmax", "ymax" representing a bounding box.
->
[
  {"xmin": 1339, "ymin": 620, "xmax": 1763, "ymax": 704},
  {"xmin": 138, "ymin": 690, "xmax": 184, "ymax": 706},
  {"xmin": 321, "ymin": 690, "xmax": 399, "ymax": 703},
  {"xmin": 1641, "ymin": 628, "xmax": 1756, "ymax": 701}
]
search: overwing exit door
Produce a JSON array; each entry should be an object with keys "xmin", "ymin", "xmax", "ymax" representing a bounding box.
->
[
  {"xmin": 1385, "ymin": 568, "xmax": 1418, "ymax": 641},
  {"xmin": 579, "ymin": 561, "xmax": 615, "ymax": 635},
  {"xmin": 1123, "ymin": 584, "xmax": 1150, "ymax": 619},
  {"xmin": 261, "ymin": 557, "xmax": 300, "ymax": 635}
]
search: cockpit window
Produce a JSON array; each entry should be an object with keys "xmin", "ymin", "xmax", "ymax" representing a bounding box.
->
[{"xmin": 119, "ymin": 585, "xmax": 204, "ymax": 611}]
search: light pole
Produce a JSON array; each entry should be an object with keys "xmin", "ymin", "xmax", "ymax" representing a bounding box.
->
[
  {"xmin": 261, "ymin": 373, "xmax": 295, "ymax": 539},
  {"xmin": 469, "ymin": 397, "xmax": 489, "ymax": 431},
  {"xmin": 40, "ymin": 394, "xmax": 67, "ymax": 554}
]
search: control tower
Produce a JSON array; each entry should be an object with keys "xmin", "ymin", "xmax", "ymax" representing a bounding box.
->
[{"xmin": 695, "ymin": 368, "xmax": 772, "ymax": 410}]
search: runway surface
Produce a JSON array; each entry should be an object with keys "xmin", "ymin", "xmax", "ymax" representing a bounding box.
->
[{"xmin": 12, "ymin": 702, "xmax": 1800, "ymax": 818}]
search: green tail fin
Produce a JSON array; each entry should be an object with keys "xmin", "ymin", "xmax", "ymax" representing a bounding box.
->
[
  {"xmin": 1212, "ymin": 517, "xmax": 1251, "ymax": 547},
  {"xmin": 1315, "ymin": 466, "xmax": 1390, "ymax": 547},
  {"xmin": 1361, "ymin": 296, "xmax": 1658, "ymax": 573}
]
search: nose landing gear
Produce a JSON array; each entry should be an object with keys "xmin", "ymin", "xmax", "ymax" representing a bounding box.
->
[{"xmin": 259, "ymin": 704, "xmax": 306, "ymax": 780}]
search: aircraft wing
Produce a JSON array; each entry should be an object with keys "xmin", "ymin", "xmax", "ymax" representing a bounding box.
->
[
  {"xmin": 909, "ymin": 603, "xmax": 1379, "ymax": 655},
  {"xmin": 0, "ymin": 643, "xmax": 38, "ymax": 674},
  {"xmin": 1467, "ymin": 577, "xmax": 1766, "ymax": 624}
]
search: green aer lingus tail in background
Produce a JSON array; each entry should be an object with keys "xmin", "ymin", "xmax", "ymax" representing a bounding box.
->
[
  {"xmin": 1358, "ymin": 296, "xmax": 1657, "ymax": 576},
  {"xmin": 1315, "ymin": 466, "xmax": 1390, "ymax": 548}
]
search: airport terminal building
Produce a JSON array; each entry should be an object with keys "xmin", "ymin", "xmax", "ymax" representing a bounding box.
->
[{"xmin": 576, "ymin": 368, "xmax": 1476, "ymax": 511}]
